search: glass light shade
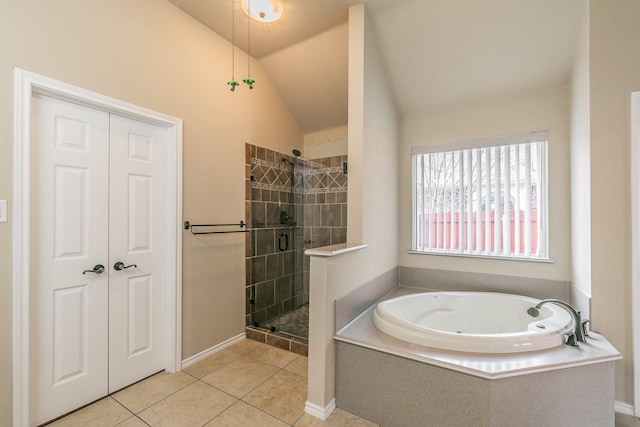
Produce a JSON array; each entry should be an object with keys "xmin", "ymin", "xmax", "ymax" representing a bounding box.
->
[{"xmin": 241, "ymin": 0, "xmax": 283, "ymax": 23}]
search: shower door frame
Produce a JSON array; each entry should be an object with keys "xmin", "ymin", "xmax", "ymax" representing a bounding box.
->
[{"xmin": 246, "ymin": 145, "xmax": 308, "ymax": 338}]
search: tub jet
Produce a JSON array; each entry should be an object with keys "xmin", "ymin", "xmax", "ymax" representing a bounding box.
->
[{"xmin": 527, "ymin": 307, "xmax": 540, "ymax": 317}]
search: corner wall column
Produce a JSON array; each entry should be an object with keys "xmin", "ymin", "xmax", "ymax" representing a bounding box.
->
[{"xmin": 304, "ymin": 244, "xmax": 368, "ymax": 420}]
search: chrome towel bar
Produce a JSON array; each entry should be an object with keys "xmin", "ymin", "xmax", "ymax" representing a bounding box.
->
[{"xmin": 184, "ymin": 220, "xmax": 249, "ymax": 235}]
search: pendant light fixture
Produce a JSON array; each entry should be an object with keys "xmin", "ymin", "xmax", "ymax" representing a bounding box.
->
[
  {"xmin": 242, "ymin": 0, "xmax": 255, "ymax": 89},
  {"xmin": 228, "ymin": 0, "xmax": 283, "ymax": 91},
  {"xmin": 227, "ymin": 0, "xmax": 239, "ymax": 91}
]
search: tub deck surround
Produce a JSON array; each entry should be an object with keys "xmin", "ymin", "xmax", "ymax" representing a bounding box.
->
[
  {"xmin": 334, "ymin": 287, "xmax": 621, "ymax": 427},
  {"xmin": 336, "ymin": 287, "xmax": 621, "ymax": 380},
  {"xmin": 336, "ymin": 341, "xmax": 617, "ymax": 427}
]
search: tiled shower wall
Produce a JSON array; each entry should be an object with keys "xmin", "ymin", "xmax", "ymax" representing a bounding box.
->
[
  {"xmin": 303, "ymin": 155, "xmax": 348, "ymax": 248},
  {"xmin": 245, "ymin": 143, "xmax": 347, "ymax": 331}
]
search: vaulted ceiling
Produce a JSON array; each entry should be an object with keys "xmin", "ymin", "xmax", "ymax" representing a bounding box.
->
[{"xmin": 168, "ymin": 0, "xmax": 587, "ymax": 133}]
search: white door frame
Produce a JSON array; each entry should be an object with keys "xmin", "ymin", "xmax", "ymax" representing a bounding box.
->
[
  {"xmin": 12, "ymin": 68, "xmax": 183, "ymax": 427},
  {"xmin": 632, "ymin": 90, "xmax": 640, "ymax": 418}
]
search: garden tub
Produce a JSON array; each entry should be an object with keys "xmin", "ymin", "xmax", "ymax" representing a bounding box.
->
[{"xmin": 373, "ymin": 291, "xmax": 573, "ymax": 353}]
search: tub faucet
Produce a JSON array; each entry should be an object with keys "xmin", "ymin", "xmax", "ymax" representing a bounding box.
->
[{"xmin": 527, "ymin": 299, "xmax": 588, "ymax": 347}]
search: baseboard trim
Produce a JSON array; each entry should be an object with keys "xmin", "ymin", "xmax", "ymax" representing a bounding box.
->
[
  {"xmin": 616, "ymin": 400, "xmax": 635, "ymax": 416},
  {"xmin": 304, "ymin": 399, "xmax": 336, "ymax": 421},
  {"xmin": 181, "ymin": 332, "xmax": 246, "ymax": 369}
]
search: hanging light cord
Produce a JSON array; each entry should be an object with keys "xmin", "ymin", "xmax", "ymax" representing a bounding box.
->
[
  {"xmin": 227, "ymin": 0, "xmax": 239, "ymax": 91},
  {"xmin": 243, "ymin": 0, "xmax": 255, "ymax": 89},
  {"xmin": 248, "ymin": 0, "xmax": 251, "ymax": 77}
]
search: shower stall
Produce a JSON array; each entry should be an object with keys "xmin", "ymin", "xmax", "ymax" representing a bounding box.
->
[{"xmin": 245, "ymin": 143, "xmax": 347, "ymax": 340}]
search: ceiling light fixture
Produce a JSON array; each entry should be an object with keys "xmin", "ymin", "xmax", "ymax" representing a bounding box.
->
[{"xmin": 241, "ymin": 0, "xmax": 283, "ymax": 23}]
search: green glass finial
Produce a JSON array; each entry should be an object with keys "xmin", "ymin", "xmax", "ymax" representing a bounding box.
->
[
  {"xmin": 243, "ymin": 78, "xmax": 255, "ymax": 89},
  {"xmin": 227, "ymin": 80, "xmax": 240, "ymax": 91}
]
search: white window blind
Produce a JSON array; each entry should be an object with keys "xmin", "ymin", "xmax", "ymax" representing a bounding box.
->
[{"xmin": 411, "ymin": 131, "xmax": 548, "ymax": 259}]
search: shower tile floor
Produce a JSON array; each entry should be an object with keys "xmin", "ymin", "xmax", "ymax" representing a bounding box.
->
[
  {"xmin": 46, "ymin": 339, "xmax": 376, "ymax": 427},
  {"xmin": 263, "ymin": 305, "xmax": 309, "ymax": 339}
]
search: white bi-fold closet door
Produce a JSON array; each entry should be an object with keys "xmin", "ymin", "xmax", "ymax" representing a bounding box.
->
[{"xmin": 30, "ymin": 94, "xmax": 167, "ymax": 425}]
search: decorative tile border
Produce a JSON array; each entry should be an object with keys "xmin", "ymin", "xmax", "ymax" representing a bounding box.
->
[{"xmin": 250, "ymin": 156, "xmax": 347, "ymax": 194}]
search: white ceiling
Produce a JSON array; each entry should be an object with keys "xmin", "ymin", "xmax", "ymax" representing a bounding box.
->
[{"xmin": 168, "ymin": 0, "xmax": 587, "ymax": 133}]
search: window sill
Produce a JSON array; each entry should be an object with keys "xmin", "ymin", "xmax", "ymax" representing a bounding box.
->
[{"xmin": 407, "ymin": 250, "xmax": 554, "ymax": 263}]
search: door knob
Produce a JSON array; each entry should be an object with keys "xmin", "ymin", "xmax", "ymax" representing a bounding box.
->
[
  {"xmin": 83, "ymin": 264, "xmax": 105, "ymax": 275},
  {"xmin": 113, "ymin": 262, "xmax": 137, "ymax": 271}
]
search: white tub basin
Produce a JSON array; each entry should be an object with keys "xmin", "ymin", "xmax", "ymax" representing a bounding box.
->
[{"xmin": 373, "ymin": 292, "xmax": 573, "ymax": 353}]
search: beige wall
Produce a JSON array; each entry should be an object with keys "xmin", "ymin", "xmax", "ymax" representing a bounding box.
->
[
  {"xmin": 589, "ymin": 0, "xmax": 640, "ymax": 406},
  {"xmin": 398, "ymin": 85, "xmax": 572, "ymax": 281},
  {"xmin": 570, "ymin": 3, "xmax": 592, "ymax": 298},
  {"xmin": 0, "ymin": 1, "xmax": 302, "ymax": 423},
  {"xmin": 307, "ymin": 3, "xmax": 399, "ymax": 409},
  {"xmin": 347, "ymin": 4, "xmax": 398, "ymax": 258},
  {"xmin": 302, "ymin": 125, "xmax": 348, "ymax": 159},
  {"xmin": 260, "ymin": 22, "xmax": 348, "ymax": 134}
]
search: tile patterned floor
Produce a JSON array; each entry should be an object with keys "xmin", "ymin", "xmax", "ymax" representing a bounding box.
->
[
  {"xmin": 263, "ymin": 305, "xmax": 309, "ymax": 339},
  {"xmin": 47, "ymin": 339, "xmax": 377, "ymax": 427}
]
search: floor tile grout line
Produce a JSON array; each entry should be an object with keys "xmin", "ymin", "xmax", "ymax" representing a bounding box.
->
[
  {"xmin": 113, "ymin": 373, "xmax": 199, "ymax": 416},
  {"xmin": 244, "ymin": 355, "xmax": 305, "ymax": 373},
  {"xmin": 201, "ymin": 358, "xmax": 282, "ymax": 400},
  {"xmin": 182, "ymin": 349, "xmax": 244, "ymax": 379},
  {"xmin": 193, "ymin": 345, "xmax": 305, "ymax": 400},
  {"xmin": 40, "ymin": 396, "xmax": 123, "ymax": 427},
  {"xmin": 113, "ymin": 413, "xmax": 151, "ymax": 427},
  {"xmin": 195, "ymin": 377, "xmax": 241, "ymax": 402},
  {"xmin": 199, "ymin": 398, "xmax": 266, "ymax": 427},
  {"xmin": 213, "ymin": 342, "xmax": 308, "ymax": 425},
  {"xmin": 200, "ymin": 400, "xmax": 236, "ymax": 426},
  {"xmin": 110, "ymin": 397, "xmax": 137, "ymax": 424},
  {"xmin": 237, "ymin": 397, "xmax": 302, "ymax": 426},
  {"xmin": 291, "ymin": 410, "xmax": 308, "ymax": 426},
  {"xmin": 235, "ymin": 360, "xmax": 308, "ymax": 426},
  {"xmin": 133, "ymin": 378, "xmax": 239, "ymax": 427},
  {"xmin": 133, "ymin": 415, "xmax": 152, "ymax": 427},
  {"xmin": 192, "ymin": 343, "xmax": 299, "ymax": 377},
  {"xmin": 182, "ymin": 363, "xmax": 299, "ymax": 427}
]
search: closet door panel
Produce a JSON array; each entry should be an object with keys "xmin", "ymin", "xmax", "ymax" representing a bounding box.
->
[
  {"xmin": 108, "ymin": 114, "xmax": 167, "ymax": 392},
  {"xmin": 30, "ymin": 94, "xmax": 110, "ymax": 425}
]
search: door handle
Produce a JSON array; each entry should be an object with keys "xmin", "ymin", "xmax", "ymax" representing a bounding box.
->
[
  {"xmin": 278, "ymin": 233, "xmax": 289, "ymax": 251},
  {"xmin": 113, "ymin": 262, "xmax": 137, "ymax": 271},
  {"xmin": 83, "ymin": 264, "xmax": 105, "ymax": 275}
]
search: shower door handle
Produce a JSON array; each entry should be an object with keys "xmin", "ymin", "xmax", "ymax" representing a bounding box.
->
[{"xmin": 278, "ymin": 233, "xmax": 289, "ymax": 251}]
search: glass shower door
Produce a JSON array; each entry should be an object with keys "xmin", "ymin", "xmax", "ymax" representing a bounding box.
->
[
  {"xmin": 246, "ymin": 145, "xmax": 347, "ymax": 341},
  {"xmin": 247, "ymin": 147, "xmax": 309, "ymax": 339}
]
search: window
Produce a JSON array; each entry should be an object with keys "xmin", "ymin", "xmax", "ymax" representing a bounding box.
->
[{"xmin": 411, "ymin": 131, "xmax": 548, "ymax": 260}]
